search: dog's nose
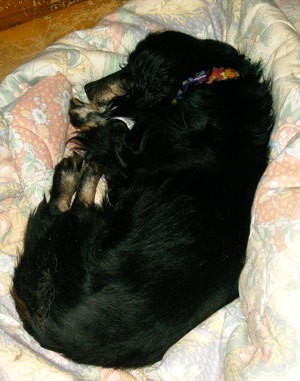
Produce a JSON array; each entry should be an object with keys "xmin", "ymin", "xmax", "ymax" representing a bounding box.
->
[{"xmin": 84, "ymin": 81, "xmax": 97, "ymax": 97}]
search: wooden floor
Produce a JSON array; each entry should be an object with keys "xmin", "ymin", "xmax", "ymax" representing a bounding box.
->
[{"xmin": 0, "ymin": 0, "xmax": 126, "ymax": 81}]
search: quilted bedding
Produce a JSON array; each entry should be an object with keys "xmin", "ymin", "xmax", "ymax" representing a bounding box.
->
[{"xmin": 0, "ymin": 0, "xmax": 300, "ymax": 380}]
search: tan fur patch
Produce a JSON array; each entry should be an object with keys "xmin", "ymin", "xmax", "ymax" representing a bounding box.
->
[
  {"xmin": 11, "ymin": 287, "xmax": 31, "ymax": 322},
  {"xmin": 94, "ymin": 82, "xmax": 126, "ymax": 104},
  {"xmin": 73, "ymin": 162, "xmax": 102, "ymax": 207}
]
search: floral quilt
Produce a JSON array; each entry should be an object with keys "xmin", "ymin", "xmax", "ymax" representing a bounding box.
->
[{"xmin": 0, "ymin": 0, "xmax": 300, "ymax": 380}]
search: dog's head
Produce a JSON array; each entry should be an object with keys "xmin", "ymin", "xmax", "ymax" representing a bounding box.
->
[
  {"xmin": 85, "ymin": 32, "xmax": 195, "ymax": 116},
  {"xmin": 84, "ymin": 31, "xmax": 245, "ymax": 120}
]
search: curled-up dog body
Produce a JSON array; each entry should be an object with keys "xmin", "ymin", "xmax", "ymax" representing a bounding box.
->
[{"xmin": 12, "ymin": 31, "xmax": 274, "ymax": 368}]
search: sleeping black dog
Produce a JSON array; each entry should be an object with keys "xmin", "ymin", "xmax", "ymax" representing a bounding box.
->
[{"xmin": 12, "ymin": 31, "xmax": 274, "ymax": 368}]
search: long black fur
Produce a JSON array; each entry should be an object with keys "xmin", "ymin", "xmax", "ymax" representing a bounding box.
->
[{"xmin": 12, "ymin": 31, "xmax": 274, "ymax": 368}]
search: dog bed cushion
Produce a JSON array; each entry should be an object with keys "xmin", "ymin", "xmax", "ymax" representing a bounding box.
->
[{"xmin": 0, "ymin": 0, "xmax": 300, "ymax": 380}]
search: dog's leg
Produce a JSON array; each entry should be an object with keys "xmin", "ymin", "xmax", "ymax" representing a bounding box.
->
[
  {"xmin": 72, "ymin": 161, "xmax": 102, "ymax": 208},
  {"xmin": 71, "ymin": 118, "xmax": 132, "ymax": 183},
  {"xmin": 49, "ymin": 153, "xmax": 83, "ymax": 214},
  {"xmin": 49, "ymin": 154, "xmax": 102, "ymax": 211},
  {"xmin": 12, "ymin": 154, "xmax": 88, "ymax": 326}
]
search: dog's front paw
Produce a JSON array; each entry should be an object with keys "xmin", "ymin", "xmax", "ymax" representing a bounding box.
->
[
  {"xmin": 49, "ymin": 154, "xmax": 84, "ymax": 213},
  {"xmin": 69, "ymin": 98, "xmax": 107, "ymax": 131}
]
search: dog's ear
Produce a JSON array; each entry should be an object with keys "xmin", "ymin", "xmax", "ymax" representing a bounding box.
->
[{"xmin": 84, "ymin": 70, "xmax": 127, "ymax": 110}]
